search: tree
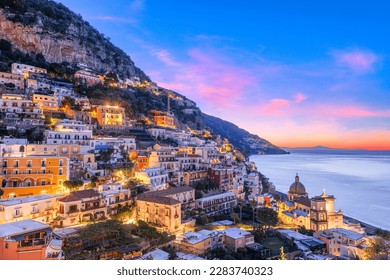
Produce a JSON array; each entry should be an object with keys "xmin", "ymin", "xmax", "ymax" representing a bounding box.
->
[
  {"xmin": 231, "ymin": 212, "xmax": 240, "ymax": 224},
  {"xmin": 63, "ymin": 180, "xmax": 84, "ymax": 192},
  {"xmin": 237, "ymin": 198, "xmax": 245, "ymax": 221},
  {"xmin": 256, "ymin": 207, "xmax": 278, "ymax": 229},
  {"xmin": 249, "ymin": 199, "xmax": 258, "ymax": 229},
  {"xmin": 365, "ymin": 237, "xmax": 390, "ymax": 260}
]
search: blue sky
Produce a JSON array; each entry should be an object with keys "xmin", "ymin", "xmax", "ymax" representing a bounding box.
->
[{"xmin": 58, "ymin": 0, "xmax": 390, "ymax": 149}]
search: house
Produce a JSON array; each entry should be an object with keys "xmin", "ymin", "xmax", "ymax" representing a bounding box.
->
[
  {"xmin": 96, "ymin": 105, "xmax": 125, "ymax": 128},
  {"xmin": 136, "ymin": 191, "xmax": 181, "ymax": 234},
  {"xmin": 32, "ymin": 93, "xmax": 59, "ymax": 111},
  {"xmin": 0, "ymin": 220, "xmax": 62, "ymax": 260},
  {"xmin": 176, "ymin": 231, "xmax": 212, "ymax": 255},
  {"xmin": 223, "ymin": 227, "xmax": 254, "ymax": 251},
  {"xmin": 0, "ymin": 155, "xmax": 69, "ymax": 198},
  {"xmin": 56, "ymin": 189, "xmax": 107, "ymax": 227},
  {"xmin": 209, "ymin": 167, "xmax": 235, "ymax": 191},
  {"xmin": 45, "ymin": 119, "xmax": 93, "ymax": 149},
  {"xmin": 195, "ymin": 192, "xmax": 236, "ymax": 216},
  {"xmin": 135, "ymin": 167, "xmax": 169, "ymax": 191},
  {"xmin": 0, "ymin": 71, "xmax": 25, "ymax": 89},
  {"xmin": 11, "ymin": 63, "xmax": 47, "ymax": 76},
  {"xmin": 98, "ymin": 183, "xmax": 132, "ymax": 214},
  {"xmin": 315, "ymin": 228, "xmax": 367, "ymax": 259},
  {"xmin": 0, "ymin": 194, "xmax": 62, "ymax": 224},
  {"xmin": 0, "ymin": 94, "xmax": 44, "ymax": 128}
]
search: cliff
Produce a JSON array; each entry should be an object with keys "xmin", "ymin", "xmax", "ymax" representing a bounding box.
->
[{"xmin": 0, "ymin": 0, "xmax": 148, "ymax": 80}]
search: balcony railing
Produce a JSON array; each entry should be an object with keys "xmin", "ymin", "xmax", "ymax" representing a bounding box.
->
[{"xmin": 19, "ymin": 238, "xmax": 46, "ymax": 247}]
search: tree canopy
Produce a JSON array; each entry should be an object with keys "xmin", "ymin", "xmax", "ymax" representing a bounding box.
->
[{"xmin": 256, "ymin": 207, "xmax": 278, "ymax": 229}]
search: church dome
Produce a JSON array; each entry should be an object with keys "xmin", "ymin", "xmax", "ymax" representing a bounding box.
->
[{"xmin": 289, "ymin": 174, "xmax": 307, "ymax": 195}]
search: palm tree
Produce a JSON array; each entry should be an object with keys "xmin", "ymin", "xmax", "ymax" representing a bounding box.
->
[
  {"xmin": 250, "ymin": 199, "xmax": 258, "ymax": 230},
  {"xmin": 237, "ymin": 198, "xmax": 245, "ymax": 221}
]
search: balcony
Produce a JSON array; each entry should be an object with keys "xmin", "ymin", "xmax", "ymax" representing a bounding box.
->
[
  {"xmin": 67, "ymin": 208, "xmax": 80, "ymax": 214},
  {"xmin": 19, "ymin": 238, "xmax": 46, "ymax": 248}
]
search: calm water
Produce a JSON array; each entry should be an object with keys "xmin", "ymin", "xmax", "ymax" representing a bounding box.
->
[{"xmin": 250, "ymin": 149, "xmax": 390, "ymax": 230}]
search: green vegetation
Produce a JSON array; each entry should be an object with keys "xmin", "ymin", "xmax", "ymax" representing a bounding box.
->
[
  {"xmin": 63, "ymin": 180, "xmax": 84, "ymax": 191},
  {"xmin": 256, "ymin": 207, "xmax": 279, "ymax": 230}
]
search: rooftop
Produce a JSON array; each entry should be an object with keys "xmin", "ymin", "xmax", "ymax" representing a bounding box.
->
[
  {"xmin": 137, "ymin": 193, "xmax": 181, "ymax": 206},
  {"xmin": 182, "ymin": 231, "xmax": 210, "ymax": 244},
  {"xmin": 223, "ymin": 227, "xmax": 252, "ymax": 239},
  {"xmin": 0, "ymin": 220, "xmax": 50, "ymax": 238},
  {"xmin": 328, "ymin": 228, "xmax": 364, "ymax": 240},
  {"xmin": 196, "ymin": 192, "xmax": 234, "ymax": 202},
  {"xmin": 59, "ymin": 189, "xmax": 100, "ymax": 203},
  {"xmin": 148, "ymin": 186, "xmax": 194, "ymax": 197},
  {"xmin": 0, "ymin": 194, "xmax": 62, "ymax": 206},
  {"xmin": 139, "ymin": 248, "xmax": 169, "ymax": 260}
]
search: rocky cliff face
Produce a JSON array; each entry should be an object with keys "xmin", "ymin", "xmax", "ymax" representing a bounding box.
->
[{"xmin": 0, "ymin": 6, "xmax": 147, "ymax": 80}]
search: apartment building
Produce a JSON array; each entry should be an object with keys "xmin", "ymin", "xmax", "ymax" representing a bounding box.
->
[
  {"xmin": 0, "ymin": 220, "xmax": 62, "ymax": 260},
  {"xmin": 195, "ymin": 192, "xmax": 236, "ymax": 216},
  {"xmin": 0, "ymin": 155, "xmax": 69, "ymax": 198},
  {"xmin": 56, "ymin": 189, "xmax": 107, "ymax": 227},
  {"xmin": 0, "ymin": 194, "xmax": 61, "ymax": 224}
]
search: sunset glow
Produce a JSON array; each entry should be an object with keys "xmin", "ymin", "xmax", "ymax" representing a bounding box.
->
[{"xmin": 59, "ymin": 0, "xmax": 390, "ymax": 150}]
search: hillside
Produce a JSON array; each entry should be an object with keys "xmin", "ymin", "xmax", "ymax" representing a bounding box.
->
[
  {"xmin": 0, "ymin": 0, "xmax": 286, "ymax": 154},
  {"xmin": 203, "ymin": 114, "xmax": 288, "ymax": 155}
]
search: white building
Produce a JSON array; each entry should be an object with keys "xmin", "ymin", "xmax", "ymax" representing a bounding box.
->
[
  {"xmin": 0, "ymin": 94, "xmax": 44, "ymax": 127},
  {"xmin": 195, "ymin": 192, "xmax": 236, "ymax": 216},
  {"xmin": 135, "ymin": 167, "xmax": 169, "ymax": 191},
  {"xmin": 11, "ymin": 63, "xmax": 47, "ymax": 76},
  {"xmin": 0, "ymin": 72, "xmax": 25, "ymax": 89},
  {"xmin": 45, "ymin": 119, "xmax": 93, "ymax": 149},
  {"xmin": 0, "ymin": 194, "xmax": 62, "ymax": 224}
]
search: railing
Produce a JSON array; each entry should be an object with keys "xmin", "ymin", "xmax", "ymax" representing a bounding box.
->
[
  {"xmin": 67, "ymin": 209, "xmax": 79, "ymax": 214},
  {"xmin": 19, "ymin": 238, "xmax": 46, "ymax": 247}
]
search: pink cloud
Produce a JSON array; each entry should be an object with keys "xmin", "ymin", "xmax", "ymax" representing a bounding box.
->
[
  {"xmin": 151, "ymin": 49, "xmax": 182, "ymax": 67},
  {"xmin": 157, "ymin": 49, "xmax": 260, "ymax": 109},
  {"xmin": 261, "ymin": 99, "xmax": 290, "ymax": 115},
  {"xmin": 334, "ymin": 50, "xmax": 378, "ymax": 72},
  {"xmin": 294, "ymin": 93, "xmax": 307, "ymax": 103}
]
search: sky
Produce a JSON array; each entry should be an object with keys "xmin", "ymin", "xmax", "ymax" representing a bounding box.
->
[{"xmin": 58, "ymin": 0, "xmax": 390, "ymax": 150}]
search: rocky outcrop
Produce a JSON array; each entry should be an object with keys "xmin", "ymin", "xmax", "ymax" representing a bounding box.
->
[{"xmin": 0, "ymin": 9, "xmax": 147, "ymax": 80}]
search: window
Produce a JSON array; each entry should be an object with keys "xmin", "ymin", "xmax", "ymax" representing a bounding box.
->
[
  {"xmin": 59, "ymin": 160, "xmax": 63, "ymax": 166},
  {"xmin": 59, "ymin": 169, "xmax": 63, "ymax": 175},
  {"xmin": 27, "ymin": 160, "xmax": 32, "ymax": 167},
  {"xmin": 2, "ymin": 160, "xmax": 7, "ymax": 168},
  {"xmin": 14, "ymin": 161, "xmax": 19, "ymax": 167},
  {"xmin": 15, "ymin": 209, "xmax": 21, "ymax": 217},
  {"xmin": 165, "ymin": 209, "xmax": 169, "ymax": 217}
]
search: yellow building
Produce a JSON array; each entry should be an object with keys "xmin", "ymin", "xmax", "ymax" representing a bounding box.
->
[
  {"xmin": 96, "ymin": 105, "xmax": 125, "ymax": 127},
  {"xmin": 154, "ymin": 114, "xmax": 175, "ymax": 129},
  {"xmin": 136, "ymin": 192, "xmax": 181, "ymax": 234},
  {"xmin": 32, "ymin": 93, "xmax": 59, "ymax": 111},
  {"xmin": 0, "ymin": 156, "xmax": 68, "ymax": 198}
]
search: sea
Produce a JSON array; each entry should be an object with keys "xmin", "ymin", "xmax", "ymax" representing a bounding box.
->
[{"xmin": 250, "ymin": 149, "xmax": 390, "ymax": 230}]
